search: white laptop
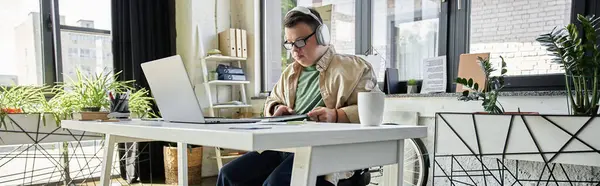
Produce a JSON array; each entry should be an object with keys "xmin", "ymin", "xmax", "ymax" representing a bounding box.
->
[{"xmin": 140, "ymin": 55, "xmax": 260, "ymax": 124}]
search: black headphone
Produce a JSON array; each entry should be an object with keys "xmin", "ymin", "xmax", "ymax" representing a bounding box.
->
[{"xmin": 285, "ymin": 6, "xmax": 331, "ymax": 46}]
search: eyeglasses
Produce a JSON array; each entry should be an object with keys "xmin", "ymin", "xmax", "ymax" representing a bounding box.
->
[{"xmin": 283, "ymin": 31, "xmax": 316, "ymax": 50}]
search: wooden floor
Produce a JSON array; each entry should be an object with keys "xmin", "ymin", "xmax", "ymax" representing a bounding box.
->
[{"xmin": 79, "ymin": 177, "xmax": 217, "ymax": 186}]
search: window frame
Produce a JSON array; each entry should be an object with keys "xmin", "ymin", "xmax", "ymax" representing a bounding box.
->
[{"xmin": 40, "ymin": 0, "xmax": 58, "ymax": 85}]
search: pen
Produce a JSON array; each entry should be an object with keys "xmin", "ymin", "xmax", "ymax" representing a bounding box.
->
[{"xmin": 109, "ymin": 91, "xmax": 114, "ymax": 101}]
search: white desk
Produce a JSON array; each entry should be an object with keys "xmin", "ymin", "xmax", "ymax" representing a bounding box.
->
[{"xmin": 62, "ymin": 120, "xmax": 427, "ymax": 186}]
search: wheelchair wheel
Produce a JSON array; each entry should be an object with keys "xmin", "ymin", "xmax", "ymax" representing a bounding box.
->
[{"xmin": 403, "ymin": 138, "xmax": 430, "ymax": 186}]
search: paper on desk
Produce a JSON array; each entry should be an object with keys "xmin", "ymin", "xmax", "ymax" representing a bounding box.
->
[
  {"xmin": 258, "ymin": 121, "xmax": 303, "ymax": 125},
  {"xmin": 228, "ymin": 126, "xmax": 272, "ymax": 130}
]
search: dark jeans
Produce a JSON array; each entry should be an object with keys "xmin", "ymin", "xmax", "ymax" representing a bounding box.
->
[{"xmin": 217, "ymin": 151, "xmax": 333, "ymax": 186}]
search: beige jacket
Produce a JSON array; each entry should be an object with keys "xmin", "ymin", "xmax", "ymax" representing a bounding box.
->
[
  {"xmin": 263, "ymin": 46, "xmax": 380, "ymax": 185},
  {"xmin": 264, "ymin": 47, "xmax": 380, "ymax": 122}
]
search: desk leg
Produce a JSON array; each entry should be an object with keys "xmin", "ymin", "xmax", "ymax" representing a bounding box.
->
[
  {"xmin": 394, "ymin": 139, "xmax": 405, "ymax": 186},
  {"xmin": 178, "ymin": 142, "xmax": 189, "ymax": 186},
  {"xmin": 100, "ymin": 134, "xmax": 116, "ymax": 186},
  {"xmin": 291, "ymin": 147, "xmax": 317, "ymax": 186}
]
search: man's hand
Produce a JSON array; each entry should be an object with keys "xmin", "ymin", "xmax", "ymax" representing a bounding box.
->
[
  {"xmin": 307, "ymin": 107, "xmax": 338, "ymax": 122},
  {"xmin": 273, "ymin": 105, "xmax": 295, "ymax": 116}
]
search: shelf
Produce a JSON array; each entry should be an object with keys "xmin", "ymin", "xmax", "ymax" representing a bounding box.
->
[
  {"xmin": 204, "ymin": 55, "xmax": 246, "ymax": 62},
  {"xmin": 206, "ymin": 80, "xmax": 250, "ymax": 85},
  {"xmin": 212, "ymin": 104, "xmax": 252, "ymax": 109}
]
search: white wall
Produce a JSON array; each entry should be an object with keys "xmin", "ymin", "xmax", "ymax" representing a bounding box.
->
[{"xmin": 176, "ymin": 0, "xmax": 259, "ymax": 177}]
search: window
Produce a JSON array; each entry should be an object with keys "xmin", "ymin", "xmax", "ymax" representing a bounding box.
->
[
  {"xmin": 263, "ymin": 0, "xmax": 596, "ymax": 93},
  {"xmin": 280, "ymin": 0, "xmax": 357, "ymax": 70},
  {"xmin": 296, "ymin": 0, "xmax": 356, "ymax": 55},
  {"xmin": 372, "ymin": 0, "xmax": 440, "ymax": 81},
  {"xmin": 263, "ymin": 0, "xmax": 358, "ymax": 92},
  {"xmin": 468, "ymin": 0, "xmax": 571, "ymax": 76},
  {"xmin": 68, "ymin": 48, "xmax": 78, "ymax": 57},
  {"xmin": 0, "ymin": 0, "xmax": 112, "ymax": 86},
  {"xmin": 0, "ymin": 0, "xmax": 43, "ymax": 86},
  {"xmin": 58, "ymin": 0, "xmax": 112, "ymax": 82},
  {"xmin": 79, "ymin": 49, "xmax": 90, "ymax": 58}
]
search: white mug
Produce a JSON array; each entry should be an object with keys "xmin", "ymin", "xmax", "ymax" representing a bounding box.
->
[{"xmin": 358, "ymin": 91, "xmax": 385, "ymax": 127}]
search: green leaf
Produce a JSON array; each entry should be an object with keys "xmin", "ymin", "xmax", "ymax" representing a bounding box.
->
[
  {"xmin": 455, "ymin": 77, "xmax": 462, "ymax": 84},
  {"xmin": 468, "ymin": 78, "xmax": 473, "ymax": 87},
  {"xmin": 462, "ymin": 90, "xmax": 469, "ymax": 97},
  {"xmin": 501, "ymin": 69, "xmax": 508, "ymax": 75},
  {"xmin": 473, "ymin": 83, "xmax": 479, "ymax": 91}
]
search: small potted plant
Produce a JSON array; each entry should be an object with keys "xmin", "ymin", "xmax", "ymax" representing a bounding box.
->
[
  {"xmin": 407, "ymin": 79, "xmax": 418, "ymax": 94},
  {"xmin": 61, "ymin": 69, "xmax": 132, "ymax": 120}
]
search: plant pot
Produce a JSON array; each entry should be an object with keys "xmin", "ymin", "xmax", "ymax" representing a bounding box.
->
[
  {"xmin": 163, "ymin": 146, "xmax": 202, "ymax": 185},
  {"xmin": 407, "ymin": 85, "xmax": 418, "ymax": 94},
  {"xmin": 435, "ymin": 113, "xmax": 600, "ymax": 167},
  {"xmin": 0, "ymin": 113, "xmax": 101, "ymax": 145},
  {"xmin": 72, "ymin": 112, "xmax": 109, "ymax": 121},
  {"xmin": 81, "ymin": 107, "xmax": 101, "ymax": 112}
]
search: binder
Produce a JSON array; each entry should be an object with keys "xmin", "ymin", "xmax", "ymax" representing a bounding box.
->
[
  {"xmin": 240, "ymin": 29, "xmax": 248, "ymax": 58},
  {"xmin": 235, "ymin": 29, "xmax": 243, "ymax": 57},
  {"xmin": 218, "ymin": 74, "xmax": 247, "ymax": 81},
  {"xmin": 217, "ymin": 64, "xmax": 244, "ymax": 75},
  {"xmin": 218, "ymin": 28, "xmax": 236, "ymax": 57}
]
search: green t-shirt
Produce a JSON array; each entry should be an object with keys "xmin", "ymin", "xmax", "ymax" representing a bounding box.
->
[{"xmin": 293, "ymin": 65, "xmax": 325, "ymax": 114}]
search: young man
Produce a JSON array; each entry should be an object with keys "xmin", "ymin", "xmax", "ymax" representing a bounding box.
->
[{"xmin": 217, "ymin": 6, "xmax": 379, "ymax": 186}]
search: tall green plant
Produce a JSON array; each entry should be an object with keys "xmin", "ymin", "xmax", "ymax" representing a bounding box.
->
[
  {"xmin": 61, "ymin": 69, "xmax": 132, "ymax": 111},
  {"xmin": 455, "ymin": 56, "xmax": 508, "ymax": 114},
  {"xmin": 537, "ymin": 15, "xmax": 600, "ymax": 115}
]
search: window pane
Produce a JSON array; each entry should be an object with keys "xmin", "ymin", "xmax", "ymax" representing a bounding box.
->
[
  {"xmin": 469, "ymin": 0, "xmax": 571, "ymax": 76},
  {"xmin": 373, "ymin": 0, "xmax": 440, "ymax": 81},
  {"xmin": 0, "ymin": 0, "xmax": 42, "ymax": 86},
  {"xmin": 298, "ymin": 0, "xmax": 356, "ymax": 55},
  {"xmin": 59, "ymin": 0, "xmax": 112, "ymax": 81}
]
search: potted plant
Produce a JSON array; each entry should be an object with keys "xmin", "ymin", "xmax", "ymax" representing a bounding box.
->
[
  {"xmin": 455, "ymin": 56, "xmax": 516, "ymax": 114},
  {"xmin": 455, "ymin": 56, "xmax": 506, "ymax": 114},
  {"xmin": 407, "ymin": 79, "xmax": 418, "ymax": 94},
  {"xmin": 0, "ymin": 86, "xmax": 51, "ymax": 142},
  {"xmin": 0, "ymin": 85, "xmax": 82, "ymax": 185},
  {"xmin": 61, "ymin": 69, "xmax": 132, "ymax": 120},
  {"xmin": 537, "ymin": 15, "xmax": 600, "ymax": 115}
]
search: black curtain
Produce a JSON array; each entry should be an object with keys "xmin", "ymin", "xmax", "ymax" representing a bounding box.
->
[
  {"xmin": 112, "ymin": 0, "xmax": 176, "ymax": 87},
  {"xmin": 111, "ymin": 0, "xmax": 176, "ymax": 183}
]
